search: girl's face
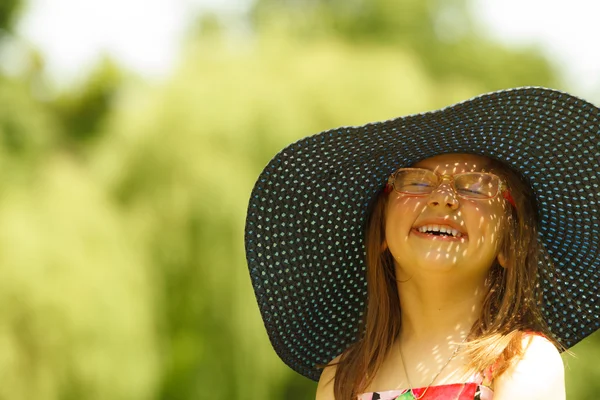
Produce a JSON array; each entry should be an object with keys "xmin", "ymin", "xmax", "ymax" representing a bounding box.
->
[{"xmin": 385, "ymin": 153, "xmax": 510, "ymax": 280}]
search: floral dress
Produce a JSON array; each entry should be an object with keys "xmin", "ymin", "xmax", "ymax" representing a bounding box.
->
[
  {"xmin": 358, "ymin": 382, "xmax": 493, "ymax": 400},
  {"xmin": 358, "ymin": 368, "xmax": 494, "ymax": 400}
]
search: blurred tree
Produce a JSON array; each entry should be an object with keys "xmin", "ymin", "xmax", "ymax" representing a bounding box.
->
[
  {"xmin": 251, "ymin": 0, "xmax": 560, "ymax": 90},
  {"xmin": 50, "ymin": 57, "xmax": 124, "ymax": 150},
  {"xmin": 0, "ymin": 3, "xmax": 158, "ymax": 393},
  {"xmin": 0, "ymin": 75, "xmax": 160, "ymax": 399},
  {"xmin": 0, "ymin": 0, "xmax": 22, "ymax": 36},
  {"xmin": 564, "ymin": 331, "xmax": 600, "ymax": 399},
  {"xmin": 0, "ymin": 78, "xmax": 55, "ymax": 163}
]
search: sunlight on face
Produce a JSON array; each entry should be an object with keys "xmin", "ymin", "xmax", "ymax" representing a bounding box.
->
[{"xmin": 385, "ymin": 153, "xmax": 509, "ymax": 280}]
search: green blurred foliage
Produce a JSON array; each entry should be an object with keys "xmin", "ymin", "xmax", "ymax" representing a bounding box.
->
[
  {"xmin": 0, "ymin": 77, "xmax": 56, "ymax": 164},
  {"xmin": 564, "ymin": 333, "xmax": 600, "ymax": 400},
  {"xmin": 0, "ymin": 0, "xmax": 597, "ymax": 399},
  {"xmin": 0, "ymin": 0, "xmax": 22, "ymax": 35},
  {"xmin": 50, "ymin": 57, "xmax": 124, "ymax": 148},
  {"xmin": 0, "ymin": 76, "xmax": 159, "ymax": 399},
  {"xmin": 252, "ymin": 0, "xmax": 558, "ymax": 90}
]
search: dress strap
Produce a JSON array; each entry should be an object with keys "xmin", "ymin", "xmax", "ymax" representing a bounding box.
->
[
  {"xmin": 480, "ymin": 363, "xmax": 495, "ymax": 388},
  {"xmin": 467, "ymin": 365, "xmax": 493, "ymax": 387}
]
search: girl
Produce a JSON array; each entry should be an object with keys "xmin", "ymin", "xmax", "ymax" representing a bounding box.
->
[{"xmin": 244, "ymin": 87, "xmax": 600, "ymax": 399}]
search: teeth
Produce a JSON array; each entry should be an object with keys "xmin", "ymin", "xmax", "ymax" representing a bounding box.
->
[{"xmin": 416, "ymin": 224, "xmax": 462, "ymax": 237}]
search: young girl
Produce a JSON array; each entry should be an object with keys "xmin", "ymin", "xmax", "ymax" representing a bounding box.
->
[{"xmin": 244, "ymin": 87, "xmax": 600, "ymax": 399}]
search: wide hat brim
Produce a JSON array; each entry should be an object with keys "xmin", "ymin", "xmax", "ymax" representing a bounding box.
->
[{"xmin": 244, "ymin": 87, "xmax": 600, "ymax": 381}]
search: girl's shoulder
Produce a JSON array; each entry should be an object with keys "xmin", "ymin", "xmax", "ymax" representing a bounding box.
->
[
  {"xmin": 315, "ymin": 354, "xmax": 340, "ymax": 400},
  {"xmin": 491, "ymin": 332, "xmax": 565, "ymax": 399}
]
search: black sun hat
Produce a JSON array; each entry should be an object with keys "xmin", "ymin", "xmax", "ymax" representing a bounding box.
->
[{"xmin": 244, "ymin": 87, "xmax": 600, "ymax": 381}]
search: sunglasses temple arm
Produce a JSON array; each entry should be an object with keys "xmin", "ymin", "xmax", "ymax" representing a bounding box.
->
[{"xmin": 384, "ymin": 174, "xmax": 394, "ymax": 194}]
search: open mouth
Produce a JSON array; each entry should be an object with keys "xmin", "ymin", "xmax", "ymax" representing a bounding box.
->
[{"xmin": 412, "ymin": 224, "xmax": 467, "ymax": 240}]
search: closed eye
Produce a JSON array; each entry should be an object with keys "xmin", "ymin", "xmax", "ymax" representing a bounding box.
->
[
  {"xmin": 405, "ymin": 181, "xmax": 434, "ymax": 187},
  {"xmin": 459, "ymin": 189, "xmax": 482, "ymax": 195}
]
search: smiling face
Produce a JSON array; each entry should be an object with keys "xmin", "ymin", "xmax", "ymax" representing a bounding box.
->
[{"xmin": 385, "ymin": 153, "xmax": 510, "ymax": 280}]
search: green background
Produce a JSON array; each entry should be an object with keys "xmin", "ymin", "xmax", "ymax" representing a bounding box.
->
[{"xmin": 0, "ymin": 0, "xmax": 598, "ymax": 398}]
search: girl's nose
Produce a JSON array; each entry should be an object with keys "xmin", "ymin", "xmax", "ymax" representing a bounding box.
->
[{"xmin": 427, "ymin": 183, "xmax": 459, "ymax": 210}]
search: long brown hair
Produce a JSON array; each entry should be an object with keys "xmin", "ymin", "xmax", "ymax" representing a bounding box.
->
[{"xmin": 329, "ymin": 157, "xmax": 561, "ymax": 400}]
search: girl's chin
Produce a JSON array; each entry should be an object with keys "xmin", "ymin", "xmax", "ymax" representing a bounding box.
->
[
  {"xmin": 410, "ymin": 241, "xmax": 469, "ymax": 258},
  {"xmin": 395, "ymin": 249, "xmax": 471, "ymax": 271},
  {"xmin": 416, "ymin": 257, "xmax": 464, "ymax": 269},
  {"xmin": 395, "ymin": 260, "xmax": 469, "ymax": 279}
]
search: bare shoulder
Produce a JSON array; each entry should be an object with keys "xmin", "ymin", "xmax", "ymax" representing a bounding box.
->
[
  {"xmin": 493, "ymin": 334, "xmax": 565, "ymax": 400},
  {"xmin": 315, "ymin": 354, "xmax": 340, "ymax": 400}
]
